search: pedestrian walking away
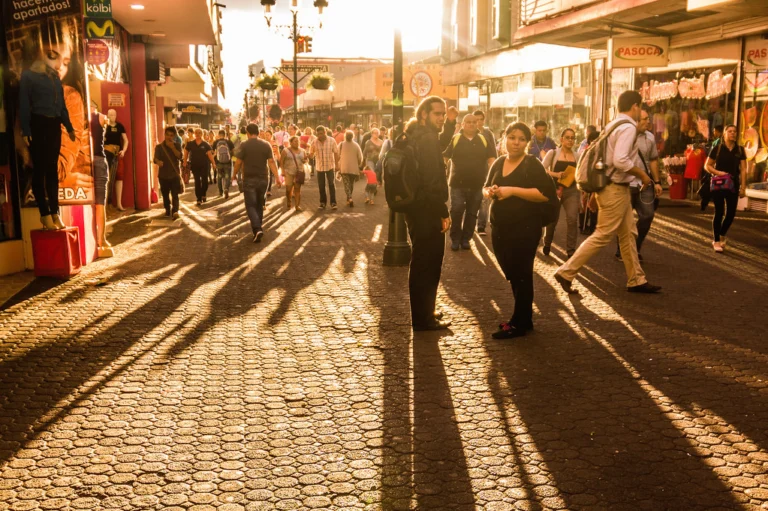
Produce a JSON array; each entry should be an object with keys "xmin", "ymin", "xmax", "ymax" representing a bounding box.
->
[
  {"xmin": 541, "ymin": 128, "xmax": 580, "ymax": 259},
  {"xmin": 403, "ymin": 96, "xmax": 456, "ymax": 331},
  {"xmin": 301, "ymin": 127, "xmax": 316, "ymax": 177},
  {"xmin": 183, "ymin": 128, "xmax": 216, "ymax": 206},
  {"xmin": 363, "ymin": 128, "xmax": 383, "ymax": 174},
  {"xmin": 338, "ymin": 130, "xmax": 364, "ymax": 207},
  {"xmin": 213, "ymin": 129, "xmax": 235, "ymax": 199},
  {"xmin": 529, "ymin": 120, "xmax": 557, "ymax": 161},
  {"xmin": 614, "ymin": 111, "xmax": 663, "ymax": 262},
  {"xmin": 234, "ymin": 123, "xmax": 282, "ymax": 243},
  {"xmin": 280, "ymin": 136, "xmax": 307, "ymax": 212},
  {"xmin": 154, "ymin": 126, "xmax": 183, "ymax": 220},
  {"xmin": 309, "ymin": 126, "xmax": 340, "ymax": 209},
  {"xmin": 471, "ymin": 109, "xmax": 498, "ymax": 236},
  {"xmin": 484, "ymin": 122, "xmax": 558, "ymax": 339},
  {"xmin": 554, "ymin": 90, "xmax": 662, "ymax": 295},
  {"xmin": 704, "ymin": 124, "xmax": 747, "ymax": 253},
  {"xmin": 443, "ymin": 113, "xmax": 496, "ymax": 251}
]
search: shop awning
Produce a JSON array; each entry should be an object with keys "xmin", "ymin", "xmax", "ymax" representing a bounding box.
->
[
  {"xmin": 111, "ymin": 0, "xmax": 216, "ymax": 45},
  {"xmin": 513, "ymin": 0, "xmax": 768, "ymax": 49}
]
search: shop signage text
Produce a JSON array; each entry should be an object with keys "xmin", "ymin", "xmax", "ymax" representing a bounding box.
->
[
  {"xmin": 85, "ymin": 39, "xmax": 110, "ymax": 66},
  {"xmin": 107, "ymin": 93, "xmax": 125, "ymax": 107},
  {"xmin": 608, "ymin": 37, "xmax": 669, "ymax": 69},
  {"xmin": 640, "ymin": 70, "xmax": 733, "ymax": 105},
  {"xmin": 181, "ymin": 106, "xmax": 203, "ymax": 114},
  {"xmin": 8, "ymin": 0, "xmax": 79, "ymax": 23},
  {"xmin": 745, "ymin": 38, "xmax": 768, "ymax": 71},
  {"xmin": 84, "ymin": 0, "xmax": 111, "ymax": 17}
]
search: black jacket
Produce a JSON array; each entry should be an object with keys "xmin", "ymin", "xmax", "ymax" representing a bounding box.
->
[{"xmin": 406, "ymin": 119, "xmax": 455, "ymax": 218}]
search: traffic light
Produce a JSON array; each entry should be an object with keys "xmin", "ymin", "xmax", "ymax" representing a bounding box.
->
[
  {"xmin": 305, "ymin": 36, "xmax": 313, "ymax": 53},
  {"xmin": 295, "ymin": 36, "xmax": 306, "ymax": 54}
]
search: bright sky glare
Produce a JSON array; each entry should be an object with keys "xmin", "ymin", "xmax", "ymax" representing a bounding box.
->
[{"xmin": 219, "ymin": 0, "xmax": 443, "ymax": 112}]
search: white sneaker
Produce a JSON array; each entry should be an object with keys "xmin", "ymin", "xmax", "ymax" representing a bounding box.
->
[{"xmin": 712, "ymin": 241, "xmax": 724, "ymax": 253}]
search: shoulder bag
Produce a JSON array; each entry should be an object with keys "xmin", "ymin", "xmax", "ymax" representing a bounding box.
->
[
  {"xmin": 709, "ymin": 143, "xmax": 735, "ymax": 193},
  {"xmin": 160, "ymin": 143, "xmax": 185, "ymax": 193},
  {"xmin": 289, "ymin": 149, "xmax": 305, "ymax": 185}
]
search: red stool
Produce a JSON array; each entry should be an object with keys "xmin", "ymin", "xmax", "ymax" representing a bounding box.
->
[{"xmin": 30, "ymin": 227, "xmax": 82, "ymax": 279}]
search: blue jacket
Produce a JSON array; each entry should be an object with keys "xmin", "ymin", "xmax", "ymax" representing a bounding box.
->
[{"xmin": 19, "ymin": 63, "xmax": 74, "ymax": 137}]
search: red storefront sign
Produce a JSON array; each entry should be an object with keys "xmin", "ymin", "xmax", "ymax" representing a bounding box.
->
[{"xmin": 85, "ymin": 39, "xmax": 110, "ymax": 66}]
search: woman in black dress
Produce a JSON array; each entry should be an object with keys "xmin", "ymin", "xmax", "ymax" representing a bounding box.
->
[{"xmin": 484, "ymin": 122, "xmax": 558, "ymax": 339}]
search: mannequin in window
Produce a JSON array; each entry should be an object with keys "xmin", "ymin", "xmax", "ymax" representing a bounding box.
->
[
  {"xmin": 90, "ymin": 103, "xmax": 113, "ymax": 257},
  {"xmin": 19, "ymin": 46, "xmax": 77, "ymax": 230},
  {"xmin": 104, "ymin": 109, "xmax": 129, "ymax": 211}
]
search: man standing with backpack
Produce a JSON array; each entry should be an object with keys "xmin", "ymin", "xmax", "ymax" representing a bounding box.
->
[
  {"xmin": 214, "ymin": 130, "xmax": 235, "ymax": 199},
  {"xmin": 554, "ymin": 90, "xmax": 662, "ymax": 295},
  {"xmin": 395, "ymin": 96, "xmax": 457, "ymax": 331}
]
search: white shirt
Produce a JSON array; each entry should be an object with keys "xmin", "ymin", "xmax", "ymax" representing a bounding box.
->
[
  {"xmin": 631, "ymin": 130, "xmax": 658, "ymax": 187},
  {"xmin": 605, "ymin": 113, "xmax": 638, "ymax": 184}
]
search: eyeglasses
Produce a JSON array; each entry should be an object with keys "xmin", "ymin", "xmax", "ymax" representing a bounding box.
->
[{"xmin": 563, "ymin": 136, "xmax": 575, "ymax": 140}]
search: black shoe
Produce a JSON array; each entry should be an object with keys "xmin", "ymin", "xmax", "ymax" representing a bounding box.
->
[
  {"xmin": 477, "ymin": 227, "xmax": 486, "ymax": 236},
  {"xmin": 253, "ymin": 231, "xmax": 264, "ymax": 243},
  {"xmin": 492, "ymin": 324, "xmax": 527, "ymax": 339},
  {"xmin": 165, "ymin": 210, "xmax": 171, "ymax": 217},
  {"xmin": 172, "ymin": 212, "xmax": 180, "ymax": 220},
  {"xmin": 615, "ymin": 252, "xmax": 623, "ymax": 261},
  {"xmin": 451, "ymin": 241, "xmax": 460, "ymax": 251},
  {"xmin": 202, "ymin": 196, "xmax": 207, "ymax": 203},
  {"xmin": 196, "ymin": 200, "xmax": 202, "ymax": 207},
  {"xmin": 319, "ymin": 204, "xmax": 326, "ymax": 210},
  {"xmin": 627, "ymin": 282, "xmax": 661, "ymax": 293},
  {"xmin": 542, "ymin": 245, "xmax": 551, "ymax": 256},
  {"xmin": 638, "ymin": 253, "xmax": 644, "ymax": 262},
  {"xmin": 413, "ymin": 320, "xmax": 451, "ymax": 332},
  {"xmin": 461, "ymin": 241, "xmax": 471, "ymax": 250},
  {"xmin": 554, "ymin": 273, "xmax": 579, "ymax": 295}
]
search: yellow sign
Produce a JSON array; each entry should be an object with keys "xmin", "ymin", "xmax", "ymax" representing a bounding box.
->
[
  {"xmin": 181, "ymin": 105, "xmax": 203, "ymax": 114},
  {"xmin": 85, "ymin": 18, "xmax": 115, "ymax": 39}
]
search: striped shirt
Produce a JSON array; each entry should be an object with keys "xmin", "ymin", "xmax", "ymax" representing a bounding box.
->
[{"xmin": 311, "ymin": 136, "xmax": 339, "ymax": 172}]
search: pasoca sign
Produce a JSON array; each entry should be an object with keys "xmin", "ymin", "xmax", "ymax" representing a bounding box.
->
[
  {"xmin": 745, "ymin": 38, "xmax": 768, "ymax": 71},
  {"xmin": 7, "ymin": 0, "xmax": 80, "ymax": 24},
  {"xmin": 608, "ymin": 37, "xmax": 669, "ymax": 69}
]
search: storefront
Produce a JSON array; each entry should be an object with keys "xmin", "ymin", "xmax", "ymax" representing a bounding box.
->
[
  {"xmin": 742, "ymin": 35, "xmax": 768, "ymax": 211},
  {"xmin": 446, "ymin": 44, "xmax": 592, "ymax": 144}
]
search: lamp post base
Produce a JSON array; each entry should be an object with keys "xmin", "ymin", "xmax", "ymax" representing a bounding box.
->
[{"xmin": 382, "ymin": 211, "xmax": 411, "ymax": 266}]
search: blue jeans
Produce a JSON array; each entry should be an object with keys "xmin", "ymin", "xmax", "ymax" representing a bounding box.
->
[
  {"xmin": 450, "ymin": 187, "xmax": 483, "ymax": 243},
  {"xmin": 477, "ymin": 197, "xmax": 490, "ymax": 230},
  {"xmin": 243, "ymin": 179, "xmax": 268, "ymax": 234},
  {"xmin": 217, "ymin": 164, "xmax": 232, "ymax": 195}
]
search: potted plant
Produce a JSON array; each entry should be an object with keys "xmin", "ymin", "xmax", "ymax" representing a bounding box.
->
[
  {"xmin": 256, "ymin": 73, "xmax": 280, "ymax": 91},
  {"xmin": 307, "ymin": 71, "xmax": 333, "ymax": 90}
]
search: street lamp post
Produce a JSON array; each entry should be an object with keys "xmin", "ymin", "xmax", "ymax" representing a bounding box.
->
[
  {"xmin": 382, "ymin": 28, "xmax": 411, "ymax": 266},
  {"xmin": 260, "ymin": 0, "xmax": 327, "ymax": 126}
]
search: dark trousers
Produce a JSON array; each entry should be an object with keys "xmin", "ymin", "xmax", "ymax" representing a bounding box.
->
[
  {"xmin": 317, "ymin": 170, "xmax": 337, "ymax": 206},
  {"xmin": 192, "ymin": 167, "xmax": 208, "ymax": 202},
  {"xmin": 30, "ymin": 115, "xmax": 62, "ymax": 216},
  {"xmin": 159, "ymin": 177, "xmax": 180, "ymax": 214},
  {"xmin": 712, "ymin": 190, "xmax": 738, "ymax": 241},
  {"xmin": 449, "ymin": 187, "xmax": 483, "ymax": 243},
  {"xmin": 243, "ymin": 179, "xmax": 268, "ymax": 234},
  {"xmin": 492, "ymin": 231, "xmax": 539, "ymax": 330},
  {"xmin": 405, "ymin": 210, "xmax": 445, "ymax": 327},
  {"xmin": 615, "ymin": 185, "xmax": 656, "ymax": 255}
]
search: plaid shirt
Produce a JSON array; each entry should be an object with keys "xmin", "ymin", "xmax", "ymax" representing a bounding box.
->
[{"xmin": 311, "ymin": 136, "xmax": 339, "ymax": 172}]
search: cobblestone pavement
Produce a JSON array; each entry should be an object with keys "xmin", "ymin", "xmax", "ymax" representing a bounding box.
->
[{"xmin": 1, "ymin": 177, "xmax": 768, "ymax": 511}]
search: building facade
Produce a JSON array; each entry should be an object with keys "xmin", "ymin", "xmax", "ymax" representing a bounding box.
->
[{"xmin": 0, "ymin": 0, "xmax": 225, "ymax": 276}]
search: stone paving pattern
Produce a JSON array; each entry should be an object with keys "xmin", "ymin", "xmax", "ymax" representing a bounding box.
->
[{"xmin": 1, "ymin": 178, "xmax": 768, "ymax": 510}]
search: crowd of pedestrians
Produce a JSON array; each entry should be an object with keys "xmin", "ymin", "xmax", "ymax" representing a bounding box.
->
[{"xmin": 150, "ymin": 89, "xmax": 748, "ymax": 338}]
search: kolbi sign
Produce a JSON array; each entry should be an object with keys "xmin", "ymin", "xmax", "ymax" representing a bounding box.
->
[
  {"xmin": 84, "ymin": 0, "xmax": 111, "ymax": 17},
  {"xmin": 608, "ymin": 37, "xmax": 669, "ymax": 69}
]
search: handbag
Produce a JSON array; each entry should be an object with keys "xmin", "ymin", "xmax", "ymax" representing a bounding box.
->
[
  {"xmin": 708, "ymin": 143, "xmax": 736, "ymax": 193},
  {"xmin": 558, "ymin": 165, "xmax": 576, "ymax": 188},
  {"xmin": 288, "ymin": 149, "xmax": 305, "ymax": 185}
]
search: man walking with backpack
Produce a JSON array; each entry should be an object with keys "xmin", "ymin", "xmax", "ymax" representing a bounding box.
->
[
  {"xmin": 554, "ymin": 90, "xmax": 662, "ymax": 295},
  {"xmin": 214, "ymin": 130, "xmax": 235, "ymax": 199}
]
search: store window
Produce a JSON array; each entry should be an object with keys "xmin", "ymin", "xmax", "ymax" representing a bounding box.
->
[
  {"xmin": 635, "ymin": 66, "xmax": 737, "ymax": 159},
  {"xmin": 743, "ymin": 37, "xmax": 768, "ymax": 187},
  {"xmin": 1, "ymin": 38, "xmax": 21, "ymax": 242}
]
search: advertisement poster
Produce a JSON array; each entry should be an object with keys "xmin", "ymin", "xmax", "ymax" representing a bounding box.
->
[{"xmin": 4, "ymin": 0, "xmax": 94, "ymax": 207}]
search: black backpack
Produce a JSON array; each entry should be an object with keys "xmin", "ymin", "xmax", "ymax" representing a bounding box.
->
[{"xmin": 383, "ymin": 133, "xmax": 420, "ymax": 212}]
